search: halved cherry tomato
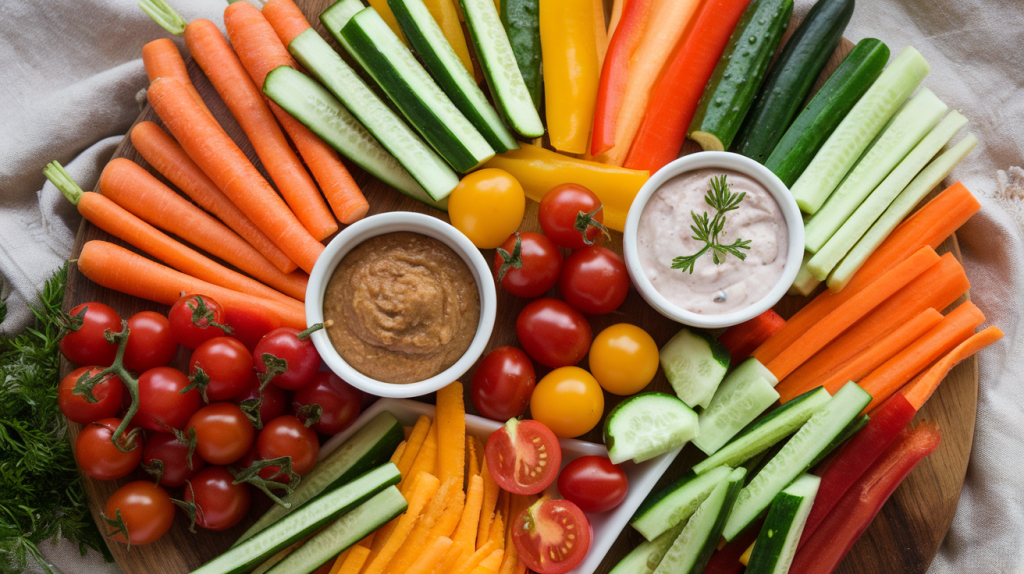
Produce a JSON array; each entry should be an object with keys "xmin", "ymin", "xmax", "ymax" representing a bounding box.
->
[
  {"xmin": 558, "ymin": 246, "xmax": 629, "ymax": 315},
  {"xmin": 254, "ymin": 327, "xmax": 321, "ymax": 391},
  {"xmin": 58, "ymin": 367, "xmax": 124, "ymax": 424},
  {"xmin": 189, "ymin": 337, "xmax": 253, "ymax": 402},
  {"xmin": 515, "ymin": 298, "xmax": 591, "ymax": 368},
  {"xmin": 493, "ymin": 232, "xmax": 563, "ymax": 298},
  {"xmin": 470, "ymin": 346, "xmax": 536, "ymax": 421},
  {"xmin": 529, "ymin": 367, "xmax": 605, "ymax": 438},
  {"xmin": 447, "ymin": 168, "xmax": 525, "ymax": 249},
  {"xmin": 168, "ymin": 294, "xmax": 231, "ymax": 350},
  {"xmin": 123, "ymin": 311, "xmax": 177, "ymax": 373},
  {"xmin": 142, "ymin": 432, "xmax": 205, "ymax": 488},
  {"xmin": 184, "ymin": 466, "xmax": 251, "ymax": 531},
  {"xmin": 557, "ymin": 455, "xmax": 629, "ymax": 513},
  {"xmin": 512, "ymin": 498, "xmax": 592, "ymax": 574},
  {"xmin": 292, "ymin": 372, "xmax": 362, "ymax": 435},
  {"xmin": 103, "ymin": 481, "xmax": 174, "ymax": 546},
  {"xmin": 538, "ymin": 184, "xmax": 608, "ymax": 250},
  {"xmin": 60, "ymin": 302, "xmax": 122, "ymax": 366},
  {"xmin": 76, "ymin": 417, "xmax": 143, "ymax": 481},
  {"xmin": 484, "ymin": 418, "xmax": 561, "ymax": 495},
  {"xmin": 588, "ymin": 324, "xmax": 659, "ymax": 395},
  {"xmin": 187, "ymin": 403, "xmax": 255, "ymax": 465},
  {"xmin": 257, "ymin": 415, "xmax": 319, "ymax": 477},
  {"xmin": 134, "ymin": 366, "xmax": 202, "ymax": 432}
]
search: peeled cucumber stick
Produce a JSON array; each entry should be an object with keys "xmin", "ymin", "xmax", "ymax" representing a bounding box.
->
[
  {"xmin": 827, "ymin": 133, "xmax": 978, "ymax": 291},
  {"xmin": 789, "ymin": 251, "xmax": 820, "ymax": 297},
  {"xmin": 807, "ymin": 110, "xmax": 968, "ymax": 280},
  {"xmin": 790, "ymin": 46, "xmax": 930, "ymax": 215},
  {"xmin": 803, "ymin": 88, "xmax": 947, "ymax": 253}
]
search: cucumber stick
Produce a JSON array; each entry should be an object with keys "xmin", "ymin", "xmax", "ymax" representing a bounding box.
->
[
  {"xmin": 631, "ymin": 465, "xmax": 732, "ymax": 541},
  {"xmin": 789, "ymin": 251, "xmax": 821, "ymax": 297},
  {"xmin": 289, "ymin": 28, "xmax": 458, "ymax": 202},
  {"xmin": 692, "ymin": 358, "xmax": 780, "ymax": 456},
  {"xmin": 609, "ymin": 521, "xmax": 686, "ymax": 574},
  {"xmin": 723, "ymin": 382, "xmax": 871, "ymax": 541},
  {"xmin": 732, "ymin": 0, "xmax": 854, "ymax": 162},
  {"xmin": 390, "ymin": 0, "xmax": 517, "ymax": 152},
  {"xmin": 808, "ymin": 110, "xmax": 968, "ymax": 280},
  {"xmin": 659, "ymin": 327, "xmax": 730, "ymax": 409},
  {"xmin": 501, "ymin": 0, "xmax": 542, "ymax": 112},
  {"xmin": 803, "ymin": 88, "xmax": 948, "ymax": 254},
  {"xmin": 790, "ymin": 46, "xmax": 930, "ymax": 215},
  {"xmin": 766, "ymin": 39, "xmax": 890, "ymax": 187},
  {"xmin": 829, "ymin": 133, "xmax": 977, "ymax": 291},
  {"xmin": 460, "ymin": 0, "xmax": 544, "ymax": 137},
  {"xmin": 604, "ymin": 392, "xmax": 699, "ymax": 464},
  {"xmin": 688, "ymin": 0, "xmax": 794, "ymax": 152},
  {"xmin": 745, "ymin": 474, "xmax": 820, "ymax": 574}
]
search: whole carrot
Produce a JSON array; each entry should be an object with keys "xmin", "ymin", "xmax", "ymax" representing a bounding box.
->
[
  {"xmin": 141, "ymin": 38, "xmax": 214, "ymax": 119},
  {"xmin": 261, "ymin": 0, "xmax": 313, "ymax": 45}
]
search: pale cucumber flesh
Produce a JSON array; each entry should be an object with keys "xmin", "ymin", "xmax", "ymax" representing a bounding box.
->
[
  {"xmin": 693, "ymin": 358, "xmax": 780, "ymax": 456},
  {"xmin": 631, "ymin": 466, "xmax": 732, "ymax": 541},
  {"xmin": 660, "ymin": 327, "xmax": 730, "ymax": 410},
  {"xmin": 605, "ymin": 393, "xmax": 699, "ymax": 465},
  {"xmin": 608, "ymin": 521, "xmax": 686, "ymax": 574}
]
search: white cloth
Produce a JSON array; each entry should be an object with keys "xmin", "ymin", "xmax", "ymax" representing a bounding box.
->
[{"xmin": 1, "ymin": 0, "xmax": 1021, "ymax": 572}]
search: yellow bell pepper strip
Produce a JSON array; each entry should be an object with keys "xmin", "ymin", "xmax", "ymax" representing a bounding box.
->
[
  {"xmin": 591, "ymin": 0, "xmax": 653, "ymax": 155},
  {"xmin": 484, "ymin": 142, "xmax": 649, "ymax": 231},
  {"xmin": 539, "ymin": 0, "xmax": 600, "ymax": 154},
  {"xmin": 424, "ymin": 0, "xmax": 475, "ymax": 75},
  {"xmin": 368, "ymin": 0, "xmax": 410, "ymax": 47}
]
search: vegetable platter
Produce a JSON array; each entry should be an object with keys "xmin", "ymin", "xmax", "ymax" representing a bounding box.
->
[{"xmin": 55, "ymin": 0, "xmax": 985, "ymax": 573}]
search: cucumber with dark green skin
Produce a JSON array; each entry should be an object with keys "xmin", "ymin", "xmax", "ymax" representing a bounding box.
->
[
  {"xmin": 765, "ymin": 38, "xmax": 890, "ymax": 186},
  {"xmin": 501, "ymin": 0, "xmax": 542, "ymax": 112},
  {"xmin": 731, "ymin": 0, "xmax": 855, "ymax": 162},
  {"xmin": 688, "ymin": 0, "xmax": 794, "ymax": 152}
]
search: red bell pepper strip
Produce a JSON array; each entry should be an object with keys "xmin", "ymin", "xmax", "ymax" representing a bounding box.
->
[
  {"xmin": 589, "ymin": 0, "xmax": 653, "ymax": 156},
  {"xmin": 702, "ymin": 518, "xmax": 764, "ymax": 574},
  {"xmin": 791, "ymin": 422, "xmax": 941, "ymax": 574},
  {"xmin": 717, "ymin": 309, "xmax": 787, "ymax": 366},
  {"xmin": 622, "ymin": 0, "xmax": 752, "ymax": 171}
]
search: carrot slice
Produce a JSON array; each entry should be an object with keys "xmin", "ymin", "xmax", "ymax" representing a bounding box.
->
[
  {"xmin": 362, "ymin": 472, "xmax": 440, "ymax": 574},
  {"xmin": 437, "ymin": 382, "xmax": 467, "ymax": 488},
  {"xmin": 141, "ymin": 38, "xmax": 214, "ymax": 119},
  {"xmin": 332, "ymin": 546, "xmax": 369, "ymax": 574},
  {"xmin": 902, "ymin": 326, "xmax": 1003, "ymax": 410},
  {"xmin": 477, "ymin": 460, "xmax": 501, "ymax": 549},
  {"xmin": 406, "ymin": 536, "xmax": 454, "ymax": 574},
  {"xmin": 387, "ymin": 478, "xmax": 458, "ymax": 572},
  {"xmin": 402, "ymin": 417, "xmax": 439, "ymax": 494}
]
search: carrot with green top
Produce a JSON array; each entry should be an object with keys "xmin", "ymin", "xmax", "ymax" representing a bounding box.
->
[
  {"xmin": 901, "ymin": 326, "xmax": 1003, "ymax": 410},
  {"xmin": 140, "ymin": 38, "xmax": 214, "ymax": 119}
]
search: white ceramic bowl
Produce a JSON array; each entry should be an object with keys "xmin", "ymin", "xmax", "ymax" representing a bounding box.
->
[
  {"xmin": 623, "ymin": 151, "xmax": 805, "ymax": 329},
  {"xmin": 305, "ymin": 212, "xmax": 497, "ymax": 398}
]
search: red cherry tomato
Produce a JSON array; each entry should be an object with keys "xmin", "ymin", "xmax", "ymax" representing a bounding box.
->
[
  {"xmin": 58, "ymin": 367, "xmax": 124, "ymax": 424},
  {"xmin": 123, "ymin": 311, "xmax": 178, "ymax": 373},
  {"xmin": 258, "ymin": 415, "xmax": 319, "ymax": 477},
  {"xmin": 187, "ymin": 403, "xmax": 255, "ymax": 465},
  {"xmin": 142, "ymin": 432, "xmax": 206, "ymax": 488},
  {"xmin": 103, "ymin": 481, "xmax": 174, "ymax": 545},
  {"xmin": 515, "ymin": 299, "xmax": 591, "ymax": 368},
  {"xmin": 512, "ymin": 499, "xmax": 592, "ymax": 574},
  {"xmin": 538, "ymin": 184, "xmax": 607, "ymax": 250},
  {"xmin": 558, "ymin": 246, "xmax": 629, "ymax": 315},
  {"xmin": 470, "ymin": 346, "xmax": 536, "ymax": 420},
  {"xmin": 557, "ymin": 456, "xmax": 629, "ymax": 513},
  {"xmin": 75, "ymin": 418, "xmax": 143, "ymax": 481},
  {"xmin": 189, "ymin": 337, "xmax": 253, "ymax": 402},
  {"xmin": 492, "ymin": 232, "xmax": 563, "ymax": 298},
  {"xmin": 134, "ymin": 366, "xmax": 202, "ymax": 432},
  {"xmin": 484, "ymin": 419, "xmax": 561, "ymax": 495},
  {"xmin": 60, "ymin": 302, "xmax": 122, "ymax": 366},
  {"xmin": 235, "ymin": 373, "xmax": 289, "ymax": 428},
  {"xmin": 292, "ymin": 372, "xmax": 362, "ymax": 435},
  {"xmin": 168, "ymin": 294, "xmax": 231, "ymax": 350},
  {"xmin": 254, "ymin": 327, "xmax": 322, "ymax": 391},
  {"xmin": 184, "ymin": 466, "xmax": 251, "ymax": 531},
  {"xmin": 223, "ymin": 305, "xmax": 281, "ymax": 354}
]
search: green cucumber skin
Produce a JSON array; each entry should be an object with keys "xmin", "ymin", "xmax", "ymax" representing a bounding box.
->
[
  {"xmin": 604, "ymin": 392, "xmax": 698, "ymax": 464},
  {"xmin": 732, "ymin": 0, "xmax": 854, "ymax": 162},
  {"xmin": 501, "ymin": 0, "xmax": 542, "ymax": 112},
  {"xmin": 609, "ymin": 521, "xmax": 686, "ymax": 574},
  {"xmin": 688, "ymin": 0, "xmax": 795, "ymax": 150},
  {"xmin": 631, "ymin": 466, "xmax": 733, "ymax": 541},
  {"xmin": 766, "ymin": 38, "xmax": 889, "ymax": 187},
  {"xmin": 745, "ymin": 475, "xmax": 819, "ymax": 574}
]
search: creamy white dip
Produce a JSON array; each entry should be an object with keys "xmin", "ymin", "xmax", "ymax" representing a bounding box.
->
[{"xmin": 636, "ymin": 168, "xmax": 787, "ymax": 315}]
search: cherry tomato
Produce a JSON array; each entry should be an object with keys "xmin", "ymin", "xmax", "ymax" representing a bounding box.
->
[
  {"xmin": 512, "ymin": 499, "xmax": 592, "ymax": 574},
  {"xmin": 134, "ymin": 367, "xmax": 202, "ymax": 432},
  {"xmin": 187, "ymin": 403, "xmax": 255, "ymax": 465},
  {"xmin": 75, "ymin": 417, "xmax": 143, "ymax": 481},
  {"xmin": 588, "ymin": 324, "xmax": 659, "ymax": 395},
  {"xmin": 557, "ymin": 456, "xmax": 629, "ymax": 513},
  {"xmin": 530, "ymin": 367, "xmax": 604, "ymax": 438},
  {"xmin": 292, "ymin": 372, "xmax": 362, "ymax": 435},
  {"xmin": 142, "ymin": 432, "xmax": 206, "ymax": 488},
  {"xmin": 224, "ymin": 304, "xmax": 281, "ymax": 354},
  {"xmin": 257, "ymin": 415, "xmax": 319, "ymax": 476},
  {"xmin": 448, "ymin": 168, "xmax": 526, "ymax": 249},
  {"xmin": 235, "ymin": 373, "xmax": 289, "ymax": 428},
  {"xmin": 470, "ymin": 346, "xmax": 535, "ymax": 420},
  {"xmin": 492, "ymin": 232, "xmax": 563, "ymax": 298},
  {"xmin": 485, "ymin": 418, "xmax": 561, "ymax": 495},
  {"xmin": 184, "ymin": 466, "xmax": 251, "ymax": 531},
  {"xmin": 558, "ymin": 246, "xmax": 628, "ymax": 315},
  {"xmin": 123, "ymin": 311, "xmax": 177, "ymax": 373},
  {"xmin": 58, "ymin": 367, "xmax": 124, "ymax": 424},
  {"xmin": 538, "ymin": 184, "xmax": 607, "ymax": 250},
  {"xmin": 254, "ymin": 328, "xmax": 322, "ymax": 391},
  {"xmin": 189, "ymin": 337, "xmax": 253, "ymax": 402},
  {"xmin": 168, "ymin": 294, "xmax": 231, "ymax": 350},
  {"xmin": 515, "ymin": 299, "xmax": 591, "ymax": 368},
  {"xmin": 103, "ymin": 481, "xmax": 174, "ymax": 546},
  {"xmin": 60, "ymin": 302, "xmax": 122, "ymax": 366}
]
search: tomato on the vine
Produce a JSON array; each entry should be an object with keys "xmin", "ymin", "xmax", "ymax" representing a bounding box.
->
[
  {"xmin": 75, "ymin": 418, "xmax": 143, "ymax": 481},
  {"xmin": 142, "ymin": 432, "xmax": 206, "ymax": 488},
  {"xmin": 530, "ymin": 366, "xmax": 604, "ymax": 438},
  {"xmin": 187, "ymin": 403, "xmax": 255, "ymax": 465},
  {"xmin": 558, "ymin": 246, "xmax": 629, "ymax": 315},
  {"xmin": 447, "ymin": 168, "xmax": 525, "ymax": 249},
  {"xmin": 103, "ymin": 481, "xmax": 174, "ymax": 546},
  {"xmin": 58, "ymin": 367, "xmax": 124, "ymax": 424},
  {"xmin": 123, "ymin": 311, "xmax": 177, "ymax": 373},
  {"xmin": 470, "ymin": 346, "xmax": 535, "ymax": 421},
  {"xmin": 292, "ymin": 372, "xmax": 361, "ymax": 435},
  {"xmin": 184, "ymin": 466, "xmax": 251, "ymax": 531},
  {"xmin": 257, "ymin": 415, "xmax": 319, "ymax": 477},
  {"xmin": 512, "ymin": 499, "xmax": 592, "ymax": 574},
  {"xmin": 484, "ymin": 418, "xmax": 561, "ymax": 495},
  {"xmin": 254, "ymin": 327, "xmax": 322, "ymax": 391},
  {"xmin": 223, "ymin": 304, "xmax": 281, "ymax": 354},
  {"xmin": 168, "ymin": 294, "xmax": 231, "ymax": 350},
  {"xmin": 588, "ymin": 324, "xmax": 659, "ymax": 395},
  {"xmin": 515, "ymin": 298, "xmax": 591, "ymax": 368},
  {"xmin": 538, "ymin": 184, "xmax": 608, "ymax": 250},
  {"xmin": 134, "ymin": 366, "xmax": 202, "ymax": 432},
  {"xmin": 557, "ymin": 456, "xmax": 629, "ymax": 513},
  {"xmin": 189, "ymin": 336, "xmax": 253, "ymax": 402},
  {"xmin": 492, "ymin": 232, "xmax": 563, "ymax": 298},
  {"xmin": 235, "ymin": 373, "xmax": 288, "ymax": 428},
  {"xmin": 60, "ymin": 302, "xmax": 122, "ymax": 366}
]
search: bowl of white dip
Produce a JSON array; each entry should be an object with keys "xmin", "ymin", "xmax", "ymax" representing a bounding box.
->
[{"xmin": 623, "ymin": 152, "xmax": 804, "ymax": 329}]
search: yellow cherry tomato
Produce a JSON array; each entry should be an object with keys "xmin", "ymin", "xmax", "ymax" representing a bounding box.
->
[
  {"xmin": 588, "ymin": 324, "xmax": 659, "ymax": 396},
  {"xmin": 530, "ymin": 366, "xmax": 604, "ymax": 438},
  {"xmin": 447, "ymin": 168, "xmax": 526, "ymax": 248}
]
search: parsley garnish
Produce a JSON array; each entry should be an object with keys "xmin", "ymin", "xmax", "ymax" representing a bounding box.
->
[{"xmin": 671, "ymin": 174, "xmax": 752, "ymax": 274}]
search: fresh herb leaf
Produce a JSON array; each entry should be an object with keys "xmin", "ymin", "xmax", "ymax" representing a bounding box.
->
[{"xmin": 671, "ymin": 174, "xmax": 752, "ymax": 274}]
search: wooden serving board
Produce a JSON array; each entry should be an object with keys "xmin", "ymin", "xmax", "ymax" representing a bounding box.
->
[{"xmin": 60, "ymin": 3, "xmax": 977, "ymax": 573}]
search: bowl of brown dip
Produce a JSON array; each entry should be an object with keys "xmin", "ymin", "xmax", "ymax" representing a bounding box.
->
[
  {"xmin": 623, "ymin": 152, "xmax": 804, "ymax": 329},
  {"xmin": 306, "ymin": 212, "xmax": 497, "ymax": 398}
]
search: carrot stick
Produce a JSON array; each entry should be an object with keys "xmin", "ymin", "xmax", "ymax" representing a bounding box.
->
[
  {"xmin": 402, "ymin": 418, "xmax": 439, "ymax": 494},
  {"xmin": 902, "ymin": 326, "xmax": 1003, "ymax": 410},
  {"xmin": 386, "ymin": 478, "xmax": 457, "ymax": 572},
  {"xmin": 467, "ymin": 435, "xmax": 480, "ymax": 479},
  {"xmin": 224, "ymin": 2, "xmax": 368, "ymax": 225},
  {"xmin": 147, "ymin": 77, "xmax": 324, "ymax": 273},
  {"xmin": 362, "ymin": 473, "xmax": 441, "ymax": 574},
  {"xmin": 470, "ymin": 549, "xmax": 504, "ymax": 574},
  {"xmin": 398, "ymin": 416, "xmax": 432, "ymax": 481},
  {"xmin": 766, "ymin": 247, "xmax": 942, "ymax": 380},
  {"xmin": 487, "ymin": 508, "xmax": 505, "ymax": 550},
  {"xmin": 77, "ymin": 241, "xmax": 305, "ymax": 329},
  {"xmin": 477, "ymin": 461, "xmax": 500, "ymax": 549},
  {"xmin": 406, "ymin": 536, "xmax": 454, "ymax": 574},
  {"xmin": 141, "ymin": 38, "xmax": 214, "ymax": 120},
  {"xmin": 718, "ymin": 308, "xmax": 786, "ymax": 367},
  {"xmin": 261, "ymin": 0, "xmax": 312, "ymax": 45},
  {"xmin": 454, "ymin": 474, "xmax": 485, "ymax": 554},
  {"xmin": 326, "ymin": 548, "xmax": 350, "ymax": 574},
  {"xmin": 430, "ymin": 479, "xmax": 467, "ymax": 541},
  {"xmin": 333, "ymin": 546, "xmax": 370, "ymax": 574},
  {"xmin": 98, "ymin": 157, "xmax": 309, "ymax": 300},
  {"xmin": 437, "ymin": 382, "xmax": 467, "ymax": 488},
  {"xmin": 859, "ymin": 301, "xmax": 987, "ymax": 411},
  {"xmin": 452, "ymin": 541, "xmax": 497, "ymax": 574},
  {"xmin": 390, "ymin": 441, "xmax": 408, "ymax": 466}
]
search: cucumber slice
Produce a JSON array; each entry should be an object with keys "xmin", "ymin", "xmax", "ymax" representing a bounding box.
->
[
  {"xmin": 459, "ymin": 0, "xmax": 544, "ymax": 137},
  {"xmin": 608, "ymin": 520, "xmax": 686, "ymax": 574},
  {"xmin": 809, "ymin": 413, "xmax": 869, "ymax": 469},
  {"xmin": 692, "ymin": 358, "xmax": 780, "ymax": 456},
  {"xmin": 501, "ymin": 0, "xmax": 542, "ymax": 112},
  {"xmin": 653, "ymin": 467, "xmax": 747, "ymax": 574},
  {"xmin": 723, "ymin": 382, "xmax": 871, "ymax": 541},
  {"xmin": 693, "ymin": 386, "xmax": 832, "ymax": 475},
  {"xmin": 631, "ymin": 465, "xmax": 732, "ymax": 541},
  {"xmin": 604, "ymin": 392, "xmax": 699, "ymax": 465},
  {"xmin": 288, "ymin": 28, "xmax": 459, "ymax": 202},
  {"xmin": 390, "ymin": 0, "xmax": 517, "ymax": 152},
  {"xmin": 745, "ymin": 474, "xmax": 820, "ymax": 574},
  {"xmin": 659, "ymin": 327, "xmax": 731, "ymax": 409},
  {"xmin": 789, "ymin": 251, "xmax": 821, "ymax": 296}
]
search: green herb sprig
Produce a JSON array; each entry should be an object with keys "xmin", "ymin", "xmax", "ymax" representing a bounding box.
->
[{"xmin": 671, "ymin": 175, "xmax": 751, "ymax": 274}]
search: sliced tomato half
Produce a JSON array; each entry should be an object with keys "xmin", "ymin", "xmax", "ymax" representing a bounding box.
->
[
  {"xmin": 512, "ymin": 498, "xmax": 592, "ymax": 574},
  {"xmin": 485, "ymin": 418, "xmax": 562, "ymax": 495}
]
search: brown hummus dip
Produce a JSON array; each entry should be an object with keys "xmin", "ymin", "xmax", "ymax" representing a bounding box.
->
[{"xmin": 323, "ymin": 232, "xmax": 481, "ymax": 384}]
